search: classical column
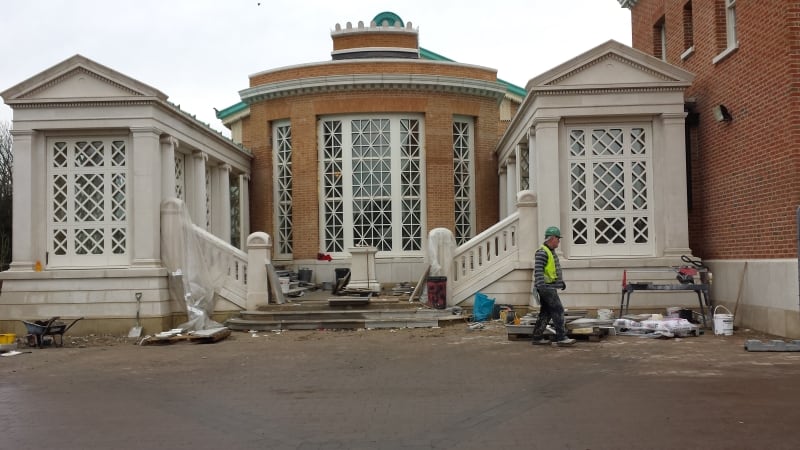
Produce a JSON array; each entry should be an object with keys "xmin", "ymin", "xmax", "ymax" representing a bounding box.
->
[
  {"xmin": 532, "ymin": 117, "xmax": 561, "ymax": 236},
  {"xmin": 498, "ymin": 165, "xmax": 508, "ymax": 218},
  {"xmin": 238, "ymin": 174, "xmax": 250, "ymax": 248},
  {"xmin": 160, "ymin": 136, "xmax": 178, "ymax": 201},
  {"xmin": 659, "ymin": 112, "xmax": 692, "ymax": 256},
  {"xmin": 130, "ymin": 127, "xmax": 163, "ymax": 267},
  {"xmin": 8, "ymin": 130, "xmax": 35, "ymax": 271},
  {"xmin": 212, "ymin": 164, "xmax": 232, "ymax": 243},
  {"xmin": 188, "ymin": 151, "xmax": 208, "ymax": 229},
  {"xmin": 506, "ymin": 153, "xmax": 518, "ymax": 215}
]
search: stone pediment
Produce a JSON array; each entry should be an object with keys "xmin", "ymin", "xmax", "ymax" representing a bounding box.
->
[
  {"xmin": 1, "ymin": 54, "xmax": 167, "ymax": 103},
  {"xmin": 526, "ymin": 40, "xmax": 694, "ymax": 92}
]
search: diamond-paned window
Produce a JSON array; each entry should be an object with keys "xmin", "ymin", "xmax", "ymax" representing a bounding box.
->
[
  {"xmin": 320, "ymin": 115, "xmax": 425, "ymax": 256},
  {"xmin": 205, "ymin": 165, "xmax": 212, "ymax": 230},
  {"xmin": 519, "ymin": 145, "xmax": 530, "ymax": 191},
  {"xmin": 174, "ymin": 153, "xmax": 185, "ymax": 200},
  {"xmin": 453, "ymin": 118, "xmax": 474, "ymax": 245},
  {"xmin": 230, "ymin": 174, "xmax": 241, "ymax": 249},
  {"xmin": 274, "ymin": 122, "xmax": 293, "ymax": 256},
  {"xmin": 47, "ymin": 137, "xmax": 128, "ymax": 267},
  {"xmin": 568, "ymin": 125, "xmax": 652, "ymax": 256}
]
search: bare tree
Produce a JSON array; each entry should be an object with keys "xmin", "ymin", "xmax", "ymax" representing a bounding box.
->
[{"xmin": 0, "ymin": 121, "xmax": 11, "ymax": 271}]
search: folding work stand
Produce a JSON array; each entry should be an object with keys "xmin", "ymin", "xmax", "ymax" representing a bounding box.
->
[{"xmin": 619, "ymin": 282, "xmax": 711, "ymax": 328}]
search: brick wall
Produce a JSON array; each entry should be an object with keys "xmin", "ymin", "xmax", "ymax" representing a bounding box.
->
[
  {"xmin": 243, "ymin": 89, "xmax": 499, "ymax": 260},
  {"xmin": 630, "ymin": 0, "xmax": 800, "ymax": 259},
  {"xmin": 332, "ymin": 32, "xmax": 418, "ymax": 51}
]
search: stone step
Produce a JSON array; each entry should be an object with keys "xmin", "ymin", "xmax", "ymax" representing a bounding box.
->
[{"xmin": 225, "ymin": 314, "xmax": 464, "ymax": 331}]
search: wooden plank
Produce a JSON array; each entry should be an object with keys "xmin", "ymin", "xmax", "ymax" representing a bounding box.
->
[
  {"xmin": 265, "ymin": 262, "xmax": 286, "ymax": 305},
  {"xmin": 410, "ymin": 265, "xmax": 430, "ymax": 302}
]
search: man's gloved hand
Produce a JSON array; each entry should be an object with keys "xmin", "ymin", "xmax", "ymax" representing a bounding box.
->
[{"xmin": 556, "ymin": 281, "xmax": 567, "ymax": 290}]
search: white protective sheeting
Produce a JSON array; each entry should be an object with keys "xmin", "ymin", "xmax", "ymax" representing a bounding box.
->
[
  {"xmin": 427, "ymin": 228, "xmax": 456, "ymax": 277},
  {"xmin": 161, "ymin": 199, "xmax": 225, "ymax": 330}
]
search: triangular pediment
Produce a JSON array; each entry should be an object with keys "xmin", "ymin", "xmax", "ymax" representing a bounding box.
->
[
  {"xmin": 526, "ymin": 40, "xmax": 694, "ymax": 91},
  {"xmin": 1, "ymin": 54, "xmax": 167, "ymax": 103}
]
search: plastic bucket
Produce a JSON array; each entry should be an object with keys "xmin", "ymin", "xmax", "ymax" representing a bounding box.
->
[
  {"xmin": 279, "ymin": 277, "xmax": 290, "ymax": 294},
  {"xmin": 713, "ymin": 305, "xmax": 734, "ymax": 336},
  {"xmin": 597, "ymin": 309, "xmax": 613, "ymax": 320}
]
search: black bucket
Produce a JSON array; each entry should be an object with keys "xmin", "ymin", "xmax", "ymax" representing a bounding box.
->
[{"xmin": 298, "ymin": 268, "xmax": 312, "ymax": 283}]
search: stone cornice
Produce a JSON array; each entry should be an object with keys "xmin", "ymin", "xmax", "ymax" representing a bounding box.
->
[
  {"xmin": 239, "ymin": 74, "xmax": 507, "ymax": 104},
  {"xmin": 532, "ymin": 86, "xmax": 687, "ymax": 96}
]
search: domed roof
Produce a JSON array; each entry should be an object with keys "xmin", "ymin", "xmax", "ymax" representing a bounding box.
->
[{"xmin": 372, "ymin": 11, "xmax": 404, "ymax": 27}]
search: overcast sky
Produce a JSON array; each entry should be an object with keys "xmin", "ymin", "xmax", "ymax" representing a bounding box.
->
[{"xmin": 0, "ymin": 0, "xmax": 631, "ymax": 135}]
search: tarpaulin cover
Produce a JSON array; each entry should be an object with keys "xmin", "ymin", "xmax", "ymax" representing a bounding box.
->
[
  {"xmin": 427, "ymin": 228, "xmax": 456, "ymax": 277},
  {"xmin": 161, "ymin": 199, "xmax": 226, "ymax": 331}
]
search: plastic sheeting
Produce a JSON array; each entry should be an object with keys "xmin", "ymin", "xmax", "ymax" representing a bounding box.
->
[
  {"xmin": 161, "ymin": 198, "xmax": 225, "ymax": 331},
  {"xmin": 427, "ymin": 228, "xmax": 456, "ymax": 277}
]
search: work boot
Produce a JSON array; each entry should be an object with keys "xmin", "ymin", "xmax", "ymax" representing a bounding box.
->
[
  {"xmin": 555, "ymin": 337, "xmax": 576, "ymax": 347},
  {"xmin": 531, "ymin": 337, "xmax": 550, "ymax": 345}
]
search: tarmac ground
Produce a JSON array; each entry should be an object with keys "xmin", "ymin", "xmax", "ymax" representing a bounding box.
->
[{"xmin": 2, "ymin": 321, "xmax": 800, "ymax": 450}]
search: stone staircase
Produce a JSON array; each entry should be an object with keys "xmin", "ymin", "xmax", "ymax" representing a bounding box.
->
[{"xmin": 224, "ymin": 290, "xmax": 466, "ymax": 331}]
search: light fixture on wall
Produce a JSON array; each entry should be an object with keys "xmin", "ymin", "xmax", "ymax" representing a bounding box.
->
[{"xmin": 713, "ymin": 104, "xmax": 733, "ymax": 122}]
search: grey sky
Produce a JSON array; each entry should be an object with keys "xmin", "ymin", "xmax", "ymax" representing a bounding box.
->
[{"xmin": 0, "ymin": 0, "xmax": 631, "ymax": 135}]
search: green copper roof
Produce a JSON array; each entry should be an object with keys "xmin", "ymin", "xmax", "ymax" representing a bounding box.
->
[
  {"xmin": 216, "ymin": 44, "xmax": 527, "ymax": 121},
  {"xmin": 215, "ymin": 101, "xmax": 248, "ymax": 119},
  {"xmin": 372, "ymin": 11, "xmax": 404, "ymax": 26},
  {"xmin": 419, "ymin": 47, "xmax": 526, "ymax": 98}
]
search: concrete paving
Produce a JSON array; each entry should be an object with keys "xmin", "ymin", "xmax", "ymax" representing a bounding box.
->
[{"xmin": 2, "ymin": 322, "xmax": 800, "ymax": 449}]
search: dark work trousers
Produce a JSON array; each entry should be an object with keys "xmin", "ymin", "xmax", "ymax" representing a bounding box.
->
[{"xmin": 532, "ymin": 288, "xmax": 567, "ymax": 341}]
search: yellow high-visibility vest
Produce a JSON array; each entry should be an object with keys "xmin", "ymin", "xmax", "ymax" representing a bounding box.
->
[{"xmin": 540, "ymin": 244, "xmax": 557, "ymax": 283}]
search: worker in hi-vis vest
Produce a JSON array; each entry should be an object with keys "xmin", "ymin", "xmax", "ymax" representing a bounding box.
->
[{"xmin": 531, "ymin": 226, "xmax": 576, "ymax": 347}]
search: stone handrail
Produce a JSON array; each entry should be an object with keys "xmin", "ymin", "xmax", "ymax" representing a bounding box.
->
[
  {"xmin": 192, "ymin": 224, "xmax": 248, "ymax": 308},
  {"xmin": 452, "ymin": 212, "xmax": 520, "ymax": 287}
]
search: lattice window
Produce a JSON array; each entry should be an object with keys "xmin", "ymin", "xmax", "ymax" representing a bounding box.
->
[
  {"xmin": 47, "ymin": 138, "xmax": 128, "ymax": 267},
  {"xmin": 519, "ymin": 145, "xmax": 530, "ymax": 191},
  {"xmin": 453, "ymin": 119, "xmax": 474, "ymax": 245},
  {"xmin": 274, "ymin": 122, "xmax": 293, "ymax": 256},
  {"xmin": 400, "ymin": 119, "xmax": 422, "ymax": 251},
  {"xmin": 205, "ymin": 165, "xmax": 212, "ymax": 230},
  {"xmin": 568, "ymin": 125, "xmax": 652, "ymax": 256},
  {"xmin": 322, "ymin": 120, "xmax": 344, "ymax": 253},
  {"xmin": 174, "ymin": 153, "xmax": 185, "ymax": 200},
  {"xmin": 230, "ymin": 174, "xmax": 241, "ymax": 249},
  {"xmin": 320, "ymin": 115, "xmax": 425, "ymax": 255}
]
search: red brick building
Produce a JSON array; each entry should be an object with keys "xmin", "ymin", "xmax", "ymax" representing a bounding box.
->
[
  {"xmin": 218, "ymin": 12, "xmax": 524, "ymax": 287},
  {"xmin": 620, "ymin": 0, "xmax": 800, "ymax": 336}
]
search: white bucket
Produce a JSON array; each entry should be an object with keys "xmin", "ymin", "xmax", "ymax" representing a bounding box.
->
[
  {"xmin": 713, "ymin": 305, "xmax": 734, "ymax": 336},
  {"xmin": 279, "ymin": 277, "xmax": 290, "ymax": 294},
  {"xmin": 597, "ymin": 309, "xmax": 613, "ymax": 320}
]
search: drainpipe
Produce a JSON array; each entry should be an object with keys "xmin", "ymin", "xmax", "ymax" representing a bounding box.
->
[{"xmin": 797, "ymin": 206, "xmax": 799, "ymax": 310}]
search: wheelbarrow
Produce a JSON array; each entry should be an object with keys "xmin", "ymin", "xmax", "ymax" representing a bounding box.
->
[{"xmin": 21, "ymin": 316, "xmax": 84, "ymax": 348}]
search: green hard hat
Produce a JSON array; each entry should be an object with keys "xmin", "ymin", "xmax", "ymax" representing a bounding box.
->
[{"xmin": 544, "ymin": 226, "xmax": 561, "ymax": 238}]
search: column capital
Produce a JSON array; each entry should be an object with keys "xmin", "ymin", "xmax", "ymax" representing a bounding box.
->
[
  {"xmin": 532, "ymin": 116, "xmax": 560, "ymax": 129},
  {"xmin": 219, "ymin": 163, "xmax": 232, "ymax": 172},
  {"xmin": 9, "ymin": 129, "xmax": 34, "ymax": 138},
  {"xmin": 192, "ymin": 150, "xmax": 208, "ymax": 162},
  {"xmin": 160, "ymin": 135, "xmax": 179, "ymax": 147}
]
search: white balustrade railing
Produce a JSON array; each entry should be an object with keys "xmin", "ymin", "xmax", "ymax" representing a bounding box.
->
[
  {"xmin": 192, "ymin": 224, "xmax": 248, "ymax": 308},
  {"xmin": 452, "ymin": 212, "xmax": 520, "ymax": 288}
]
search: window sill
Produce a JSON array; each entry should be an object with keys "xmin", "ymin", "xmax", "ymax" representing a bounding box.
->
[
  {"xmin": 712, "ymin": 43, "xmax": 739, "ymax": 65},
  {"xmin": 680, "ymin": 46, "xmax": 694, "ymax": 61}
]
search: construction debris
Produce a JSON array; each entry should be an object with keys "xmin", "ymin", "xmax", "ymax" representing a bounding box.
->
[
  {"xmin": 745, "ymin": 339, "xmax": 800, "ymax": 352},
  {"xmin": 139, "ymin": 327, "xmax": 231, "ymax": 346}
]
